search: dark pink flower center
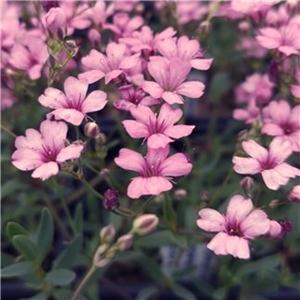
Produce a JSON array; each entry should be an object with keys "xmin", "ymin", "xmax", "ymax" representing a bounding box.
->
[
  {"xmin": 260, "ymin": 156, "xmax": 277, "ymax": 170},
  {"xmin": 147, "ymin": 117, "xmax": 167, "ymax": 135},
  {"xmin": 142, "ymin": 159, "xmax": 162, "ymax": 177},
  {"xmin": 281, "ymin": 122, "xmax": 296, "ymax": 135},
  {"xmin": 225, "ymin": 222, "xmax": 243, "ymax": 237}
]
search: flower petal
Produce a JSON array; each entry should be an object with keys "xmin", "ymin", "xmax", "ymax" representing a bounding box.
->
[
  {"xmin": 226, "ymin": 195, "xmax": 253, "ymax": 224},
  {"xmin": 56, "ymin": 144, "xmax": 84, "ymax": 163},
  {"xmin": 232, "ymin": 157, "xmax": 261, "ymax": 174},
  {"xmin": 197, "ymin": 208, "xmax": 225, "ymax": 232},
  {"xmin": 31, "ymin": 162, "xmax": 59, "ymax": 181},
  {"xmin": 115, "ymin": 148, "xmax": 145, "ymax": 173},
  {"xmin": 161, "ymin": 153, "xmax": 192, "ymax": 177},
  {"xmin": 242, "ymin": 140, "xmax": 268, "ymax": 160},
  {"xmin": 176, "ymin": 81, "xmax": 205, "ymax": 98},
  {"xmin": 82, "ymin": 91, "xmax": 107, "ymax": 113},
  {"xmin": 122, "ymin": 120, "xmax": 149, "ymax": 138},
  {"xmin": 47, "ymin": 108, "xmax": 85, "ymax": 126}
]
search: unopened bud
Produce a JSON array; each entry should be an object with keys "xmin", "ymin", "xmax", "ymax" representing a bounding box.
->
[
  {"xmin": 240, "ymin": 176, "xmax": 254, "ymax": 191},
  {"xmin": 95, "ymin": 133, "xmax": 107, "ymax": 144},
  {"xmin": 174, "ymin": 189, "xmax": 187, "ymax": 201},
  {"xmin": 100, "ymin": 224, "xmax": 116, "ymax": 243},
  {"xmin": 100, "ymin": 168, "xmax": 110, "ymax": 178},
  {"xmin": 269, "ymin": 199, "xmax": 280, "ymax": 208},
  {"xmin": 154, "ymin": 193, "xmax": 165, "ymax": 203},
  {"xmin": 287, "ymin": 185, "xmax": 300, "ymax": 203},
  {"xmin": 104, "ymin": 189, "xmax": 119, "ymax": 210},
  {"xmin": 88, "ymin": 29, "xmax": 101, "ymax": 47},
  {"xmin": 115, "ymin": 234, "xmax": 133, "ymax": 251},
  {"xmin": 45, "ymin": 7, "xmax": 67, "ymax": 40},
  {"xmin": 84, "ymin": 122, "xmax": 100, "ymax": 138},
  {"xmin": 41, "ymin": 1, "xmax": 59, "ymax": 12},
  {"xmin": 133, "ymin": 214, "xmax": 159, "ymax": 236},
  {"xmin": 93, "ymin": 244, "xmax": 116, "ymax": 268}
]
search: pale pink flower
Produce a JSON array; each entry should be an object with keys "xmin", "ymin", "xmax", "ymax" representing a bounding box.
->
[
  {"xmin": 197, "ymin": 195, "xmax": 270, "ymax": 259},
  {"xmin": 8, "ymin": 38, "xmax": 49, "ymax": 80},
  {"xmin": 104, "ymin": 12, "xmax": 143, "ymax": 39},
  {"xmin": 39, "ymin": 77, "xmax": 107, "ymax": 126},
  {"xmin": 79, "ymin": 43, "xmax": 140, "ymax": 84},
  {"xmin": 85, "ymin": 1, "xmax": 114, "ymax": 29},
  {"xmin": 266, "ymin": 220, "xmax": 282, "ymax": 238},
  {"xmin": 142, "ymin": 57, "xmax": 205, "ymax": 105},
  {"xmin": 113, "ymin": 85, "xmax": 159, "ymax": 111},
  {"xmin": 265, "ymin": 5, "xmax": 290, "ymax": 27},
  {"xmin": 237, "ymin": 37, "xmax": 267, "ymax": 59},
  {"xmin": 290, "ymin": 84, "xmax": 300, "ymax": 98},
  {"xmin": 156, "ymin": 36, "xmax": 213, "ymax": 71},
  {"xmin": 12, "ymin": 120, "xmax": 84, "ymax": 181},
  {"xmin": 235, "ymin": 73, "xmax": 274, "ymax": 104},
  {"xmin": 123, "ymin": 104, "xmax": 195, "ymax": 149},
  {"xmin": 1, "ymin": 87, "xmax": 17, "ymax": 110},
  {"xmin": 287, "ymin": 185, "xmax": 300, "ymax": 203},
  {"xmin": 120, "ymin": 26, "xmax": 176, "ymax": 55},
  {"xmin": 114, "ymin": 145, "xmax": 192, "ymax": 199},
  {"xmin": 256, "ymin": 22, "xmax": 300, "ymax": 56},
  {"xmin": 262, "ymin": 100, "xmax": 300, "ymax": 151},
  {"xmin": 45, "ymin": 7, "xmax": 67, "ymax": 39},
  {"xmin": 233, "ymin": 98, "xmax": 261, "ymax": 124},
  {"xmin": 233, "ymin": 139, "xmax": 300, "ymax": 190},
  {"xmin": 176, "ymin": 1, "xmax": 208, "ymax": 24}
]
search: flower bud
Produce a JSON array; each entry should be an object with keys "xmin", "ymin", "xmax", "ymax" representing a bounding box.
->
[
  {"xmin": 103, "ymin": 189, "xmax": 119, "ymax": 210},
  {"xmin": 45, "ymin": 7, "xmax": 67, "ymax": 40},
  {"xmin": 41, "ymin": 1, "xmax": 59, "ymax": 12},
  {"xmin": 115, "ymin": 234, "xmax": 133, "ymax": 251},
  {"xmin": 100, "ymin": 168, "xmax": 110, "ymax": 178},
  {"xmin": 93, "ymin": 244, "xmax": 116, "ymax": 268},
  {"xmin": 174, "ymin": 189, "xmax": 187, "ymax": 201},
  {"xmin": 84, "ymin": 122, "xmax": 100, "ymax": 138},
  {"xmin": 287, "ymin": 185, "xmax": 300, "ymax": 203},
  {"xmin": 100, "ymin": 224, "xmax": 116, "ymax": 243},
  {"xmin": 154, "ymin": 193, "xmax": 165, "ymax": 203},
  {"xmin": 269, "ymin": 199, "xmax": 280, "ymax": 208},
  {"xmin": 88, "ymin": 29, "xmax": 101, "ymax": 47},
  {"xmin": 240, "ymin": 176, "xmax": 254, "ymax": 191},
  {"xmin": 133, "ymin": 214, "xmax": 159, "ymax": 236},
  {"xmin": 95, "ymin": 133, "xmax": 107, "ymax": 145}
]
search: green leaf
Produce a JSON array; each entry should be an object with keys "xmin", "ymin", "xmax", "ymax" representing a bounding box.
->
[
  {"xmin": 54, "ymin": 289, "xmax": 88, "ymax": 300},
  {"xmin": 1, "ymin": 262, "xmax": 35, "ymax": 278},
  {"xmin": 171, "ymin": 234, "xmax": 187, "ymax": 248},
  {"xmin": 13, "ymin": 235, "xmax": 38, "ymax": 261},
  {"xmin": 1, "ymin": 180, "xmax": 28, "ymax": 199},
  {"xmin": 136, "ymin": 286, "xmax": 158, "ymax": 300},
  {"xmin": 136, "ymin": 230, "xmax": 176, "ymax": 247},
  {"xmin": 163, "ymin": 195, "xmax": 177, "ymax": 233},
  {"xmin": 74, "ymin": 204, "xmax": 83, "ymax": 234},
  {"xmin": 53, "ymin": 235, "xmax": 83, "ymax": 269},
  {"xmin": 36, "ymin": 208, "xmax": 54, "ymax": 261},
  {"xmin": 6, "ymin": 222, "xmax": 28, "ymax": 240},
  {"xmin": 173, "ymin": 284, "xmax": 197, "ymax": 300},
  {"xmin": 20, "ymin": 292, "xmax": 48, "ymax": 300},
  {"xmin": 45, "ymin": 269, "xmax": 76, "ymax": 286}
]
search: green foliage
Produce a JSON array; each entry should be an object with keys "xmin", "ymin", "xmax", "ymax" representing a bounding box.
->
[
  {"xmin": 1, "ymin": 262, "xmax": 36, "ymax": 278},
  {"xmin": 13, "ymin": 235, "xmax": 39, "ymax": 262},
  {"xmin": 45, "ymin": 269, "xmax": 76, "ymax": 286}
]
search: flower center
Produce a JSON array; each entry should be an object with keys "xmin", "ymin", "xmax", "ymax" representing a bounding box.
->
[
  {"xmin": 226, "ymin": 222, "xmax": 243, "ymax": 237},
  {"xmin": 260, "ymin": 156, "xmax": 277, "ymax": 170}
]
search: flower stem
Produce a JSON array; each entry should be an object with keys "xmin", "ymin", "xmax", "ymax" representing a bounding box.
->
[
  {"xmin": 81, "ymin": 177, "xmax": 104, "ymax": 200},
  {"xmin": 135, "ymin": 196, "xmax": 155, "ymax": 216},
  {"xmin": 1, "ymin": 124, "xmax": 17, "ymax": 138},
  {"xmin": 71, "ymin": 265, "xmax": 97, "ymax": 300}
]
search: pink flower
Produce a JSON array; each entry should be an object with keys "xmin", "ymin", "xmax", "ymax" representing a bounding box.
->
[
  {"xmin": 113, "ymin": 85, "xmax": 159, "ymax": 111},
  {"xmin": 123, "ymin": 104, "xmax": 195, "ymax": 149},
  {"xmin": 142, "ymin": 57, "xmax": 205, "ymax": 105},
  {"xmin": 262, "ymin": 100, "xmax": 300, "ymax": 151},
  {"xmin": 104, "ymin": 12, "xmax": 143, "ymax": 39},
  {"xmin": 79, "ymin": 43, "xmax": 140, "ymax": 84},
  {"xmin": 235, "ymin": 73, "xmax": 274, "ymax": 104},
  {"xmin": 290, "ymin": 84, "xmax": 300, "ymax": 98},
  {"xmin": 39, "ymin": 77, "xmax": 107, "ymax": 126},
  {"xmin": 8, "ymin": 38, "xmax": 49, "ymax": 80},
  {"xmin": 156, "ymin": 36, "xmax": 213, "ymax": 71},
  {"xmin": 45, "ymin": 7, "xmax": 67, "ymax": 39},
  {"xmin": 197, "ymin": 195, "xmax": 270, "ymax": 259},
  {"xmin": 12, "ymin": 120, "xmax": 84, "ymax": 181},
  {"xmin": 233, "ymin": 98, "xmax": 260, "ymax": 124},
  {"xmin": 1, "ymin": 87, "xmax": 17, "ymax": 110},
  {"xmin": 85, "ymin": 1, "xmax": 114, "ymax": 29},
  {"xmin": 237, "ymin": 37, "xmax": 267, "ymax": 59},
  {"xmin": 287, "ymin": 185, "xmax": 300, "ymax": 203},
  {"xmin": 176, "ymin": 1, "xmax": 208, "ymax": 24},
  {"xmin": 256, "ymin": 22, "xmax": 300, "ymax": 56},
  {"xmin": 114, "ymin": 145, "xmax": 192, "ymax": 199},
  {"xmin": 120, "ymin": 26, "xmax": 176, "ymax": 55},
  {"xmin": 233, "ymin": 139, "xmax": 300, "ymax": 190}
]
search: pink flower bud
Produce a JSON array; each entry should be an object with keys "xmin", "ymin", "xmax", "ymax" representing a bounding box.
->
[
  {"xmin": 116, "ymin": 234, "xmax": 133, "ymax": 251},
  {"xmin": 88, "ymin": 29, "xmax": 101, "ymax": 47},
  {"xmin": 96, "ymin": 133, "xmax": 107, "ymax": 144},
  {"xmin": 288, "ymin": 185, "xmax": 300, "ymax": 203},
  {"xmin": 103, "ymin": 189, "xmax": 119, "ymax": 210},
  {"xmin": 100, "ymin": 224, "xmax": 116, "ymax": 243},
  {"xmin": 93, "ymin": 244, "xmax": 116, "ymax": 268},
  {"xmin": 45, "ymin": 7, "xmax": 67, "ymax": 40},
  {"xmin": 84, "ymin": 122, "xmax": 101, "ymax": 138},
  {"xmin": 133, "ymin": 214, "xmax": 159, "ymax": 236},
  {"xmin": 174, "ymin": 189, "xmax": 187, "ymax": 201},
  {"xmin": 240, "ymin": 176, "xmax": 254, "ymax": 191}
]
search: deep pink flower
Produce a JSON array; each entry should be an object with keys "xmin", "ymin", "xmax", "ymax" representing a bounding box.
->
[
  {"xmin": 120, "ymin": 26, "xmax": 176, "ymax": 55},
  {"xmin": 114, "ymin": 145, "xmax": 192, "ymax": 199},
  {"xmin": 39, "ymin": 77, "xmax": 107, "ymax": 126},
  {"xmin": 233, "ymin": 139, "xmax": 300, "ymax": 190},
  {"xmin": 79, "ymin": 43, "xmax": 140, "ymax": 84},
  {"xmin": 104, "ymin": 12, "xmax": 143, "ymax": 39},
  {"xmin": 113, "ymin": 85, "xmax": 159, "ymax": 111},
  {"xmin": 8, "ymin": 38, "xmax": 49, "ymax": 80},
  {"xmin": 197, "ymin": 195, "xmax": 270, "ymax": 259},
  {"xmin": 12, "ymin": 120, "xmax": 84, "ymax": 181},
  {"xmin": 256, "ymin": 22, "xmax": 300, "ymax": 56},
  {"xmin": 233, "ymin": 98, "xmax": 260, "ymax": 124},
  {"xmin": 262, "ymin": 100, "xmax": 300, "ymax": 151},
  {"xmin": 142, "ymin": 57, "xmax": 205, "ymax": 105},
  {"xmin": 156, "ymin": 36, "xmax": 213, "ymax": 70},
  {"xmin": 123, "ymin": 103, "xmax": 195, "ymax": 149}
]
